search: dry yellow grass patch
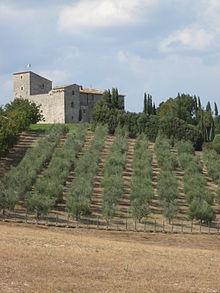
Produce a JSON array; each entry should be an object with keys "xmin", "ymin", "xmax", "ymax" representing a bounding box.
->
[{"xmin": 0, "ymin": 223, "xmax": 220, "ymax": 292}]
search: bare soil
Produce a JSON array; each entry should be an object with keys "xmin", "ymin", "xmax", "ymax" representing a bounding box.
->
[{"xmin": 1, "ymin": 222, "xmax": 220, "ymax": 293}]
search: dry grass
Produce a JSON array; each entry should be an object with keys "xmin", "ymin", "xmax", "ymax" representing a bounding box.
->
[{"xmin": 1, "ymin": 223, "xmax": 220, "ymax": 292}]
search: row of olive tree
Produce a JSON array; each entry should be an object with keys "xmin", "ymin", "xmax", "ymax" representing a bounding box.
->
[
  {"xmin": 203, "ymin": 149, "xmax": 220, "ymax": 203},
  {"xmin": 177, "ymin": 141, "xmax": 215, "ymax": 222},
  {"xmin": 154, "ymin": 136, "xmax": 178, "ymax": 171},
  {"xmin": 66, "ymin": 125, "xmax": 108, "ymax": 220},
  {"xmin": 25, "ymin": 124, "xmax": 88, "ymax": 217},
  {"xmin": 155, "ymin": 136, "xmax": 179, "ymax": 222},
  {"xmin": 130, "ymin": 135, "xmax": 154, "ymax": 222},
  {"xmin": 101, "ymin": 127, "xmax": 128, "ymax": 221},
  {"xmin": 0, "ymin": 124, "xmax": 66, "ymax": 213}
]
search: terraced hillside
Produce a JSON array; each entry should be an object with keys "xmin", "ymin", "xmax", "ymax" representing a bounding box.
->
[
  {"xmin": 0, "ymin": 132, "xmax": 44, "ymax": 178},
  {"xmin": 1, "ymin": 128, "xmax": 220, "ymax": 230}
]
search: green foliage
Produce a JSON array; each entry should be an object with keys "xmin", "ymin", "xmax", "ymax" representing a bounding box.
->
[
  {"xmin": 176, "ymin": 140, "xmax": 195, "ymax": 155},
  {"xmin": 91, "ymin": 91, "xmax": 159, "ymax": 140},
  {"xmin": 0, "ymin": 99, "xmax": 43, "ymax": 157},
  {"xmin": 0, "ymin": 125, "xmax": 66, "ymax": 212},
  {"xmin": 25, "ymin": 192, "xmax": 55, "ymax": 217},
  {"xmin": 130, "ymin": 135, "xmax": 153, "ymax": 221},
  {"xmin": 212, "ymin": 134, "xmax": 220, "ymax": 154},
  {"xmin": 29, "ymin": 124, "xmax": 87, "ymax": 215},
  {"xmin": 159, "ymin": 116, "xmax": 203, "ymax": 150},
  {"xmin": 67, "ymin": 125, "xmax": 108, "ymax": 219},
  {"xmin": 157, "ymin": 171, "xmax": 179, "ymax": 221},
  {"xmin": 101, "ymin": 130, "xmax": 128, "ymax": 220},
  {"xmin": 188, "ymin": 199, "xmax": 215, "ymax": 223},
  {"xmin": 155, "ymin": 136, "xmax": 178, "ymax": 171},
  {"xmin": 179, "ymin": 144, "xmax": 215, "ymax": 222},
  {"xmin": 179, "ymin": 153, "xmax": 202, "ymax": 173},
  {"xmin": 203, "ymin": 149, "xmax": 220, "ymax": 183}
]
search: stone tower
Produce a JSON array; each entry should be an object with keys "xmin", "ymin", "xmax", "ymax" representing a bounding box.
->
[{"xmin": 13, "ymin": 71, "xmax": 52, "ymax": 100}]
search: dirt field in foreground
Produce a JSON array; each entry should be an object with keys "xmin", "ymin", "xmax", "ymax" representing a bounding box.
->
[{"xmin": 0, "ymin": 223, "xmax": 220, "ymax": 293}]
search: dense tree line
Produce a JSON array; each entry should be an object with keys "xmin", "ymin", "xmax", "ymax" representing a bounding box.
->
[
  {"xmin": 158, "ymin": 94, "xmax": 220, "ymax": 143},
  {"xmin": 92, "ymin": 90, "xmax": 219, "ymax": 149},
  {"xmin": 0, "ymin": 99, "xmax": 43, "ymax": 157}
]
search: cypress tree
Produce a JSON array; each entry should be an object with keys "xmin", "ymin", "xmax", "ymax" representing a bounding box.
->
[
  {"xmin": 79, "ymin": 108, "xmax": 82, "ymax": 122},
  {"xmin": 153, "ymin": 103, "xmax": 156, "ymax": 115},
  {"xmin": 198, "ymin": 97, "xmax": 201, "ymax": 109},
  {"xmin": 115, "ymin": 88, "xmax": 119, "ymax": 109},
  {"xmin": 144, "ymin": 93, "xmax": 147, "ymax": 113},
  {"xmin": 214, "ymin": 102, "xmax": 218, "ymax": 117}
]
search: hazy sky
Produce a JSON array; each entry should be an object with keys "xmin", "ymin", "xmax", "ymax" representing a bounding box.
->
[{"xmin": 0, "ymin": 0, "xmax": 220, "ymax": 112}]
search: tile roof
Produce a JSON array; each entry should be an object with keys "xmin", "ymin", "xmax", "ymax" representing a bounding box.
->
[
  {"xmin": 80, "ymin": 88, "xmax": 104, "ymax": 95},
  {"xmin": 53, "ymin": 84, "xmax": 73, "ymax": 90}
]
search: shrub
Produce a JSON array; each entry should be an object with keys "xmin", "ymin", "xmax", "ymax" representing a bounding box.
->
[
  {"xmin": 155, "ymin": 136, "xmax": 178, "ymax": 171},
  {"xmin": 213, "ymin": 134, "xmax": 220, "ymax": 154},
  {"xmin": 188, "ymin": 199, "xmax": 215, "ymax": 223},
  {"xmin": 203, "ymin": 150, "xmax": 220, "ymax": 183},
  {"xmin": 176, "ymin": 140, "xmax": 195, "ymax": 155}
]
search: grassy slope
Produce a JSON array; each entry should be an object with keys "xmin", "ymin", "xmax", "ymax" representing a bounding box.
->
[{"xmin": 28, "ymin": 123, "xmax": 90, "ymax": 133}]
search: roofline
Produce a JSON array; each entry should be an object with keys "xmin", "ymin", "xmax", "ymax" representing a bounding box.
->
[
  {"xmin": 13, "ymin": 71, "xmax": 52, "ymax": 82},
  {"xmin": 53, "ymin": 84, "xmax": 76, "ymax": 90},
  {"xmin": 80, "ymin": 89, "xmax": 125, "ymax": 96},
  {"xmin": 13, "ymin": 70, "xmax": 31, "ymax": 75}
]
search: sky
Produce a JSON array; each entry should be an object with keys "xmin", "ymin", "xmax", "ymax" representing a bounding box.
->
[{"xmin": 0, "ymin": 0, "xmax": 220, "ymax": 112}]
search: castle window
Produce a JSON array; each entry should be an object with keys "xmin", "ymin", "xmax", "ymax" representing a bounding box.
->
[
  {"xmin": 83, "ymin": 109, "xmax": 86, "ymax": 114},
  {"xmin": 72, "ymin": 90, "xmax": 75, "ymax": 95},
  {"xmin": 41, "ymin": 84, "xmax": 44, "ymax": 89},
  {"xmin": 21, "ymin": 87, "xmax": 23, "ymax": 90},
  {"xmin": 72, "ymin": 116, "xmax": 74, "ymax": 120},
  {"xmin": 71, "ymin": 102, "xmax": 74, "ymax": 108},
  {"xmin": 20, "ymin": 76, "xmax": 23, "ymax": 79}
]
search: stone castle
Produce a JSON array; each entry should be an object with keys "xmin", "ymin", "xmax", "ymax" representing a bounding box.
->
[{"xmin": 13, "ymin": 71, "xmax": 125, "ymax": 123}]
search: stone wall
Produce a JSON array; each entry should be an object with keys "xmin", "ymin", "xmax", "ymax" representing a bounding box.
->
[
  {"xmin": 13, "ymin": 72, "xmax": 30, "ymax": 100},
  {"xmin": 30, "ymin": 72, "xmax": 52, "ymax": 95},
  {"xmin": 64, "ymin": 85, "xmax": 80, "ymax": 123},
  {"xmin": 79, "ymin": 93, "xmax": 103, "ymax": 122},
  {"xmin": 29, "ymin": 91, "xmax": 65, "ymax": 123}
]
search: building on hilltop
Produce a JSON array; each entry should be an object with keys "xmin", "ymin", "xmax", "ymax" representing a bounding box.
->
[{"xmin": 13, "ymin": 71, "xmax": 125, "ymax": 123}]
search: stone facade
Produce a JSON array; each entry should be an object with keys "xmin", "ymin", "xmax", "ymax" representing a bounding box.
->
[{"xmin": 13, "ymin": 71, "xmax": 125, "ymax": 123}]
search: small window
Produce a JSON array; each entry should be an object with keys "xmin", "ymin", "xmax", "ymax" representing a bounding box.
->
[
  {"xmin": 20, "ymin": 76, "xmax": 23, "ymax": 79},
  {"xmin": 21, "ymin": 87, "xmax": 23, "ymax": 90},
  {"xmin": 71, "ymin": 102, "xmax": 74, "ymax": 108},
  {"xmin": 83, "ymin": 109, "xmax": 86, "ymax": 114},
  {"xmin": 72, "ymin": 90, "xmax": 75, "ymax": 95},
  {"xmin": 72, "ymin": 116, "xmax": 74, "ymax": 120}
]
